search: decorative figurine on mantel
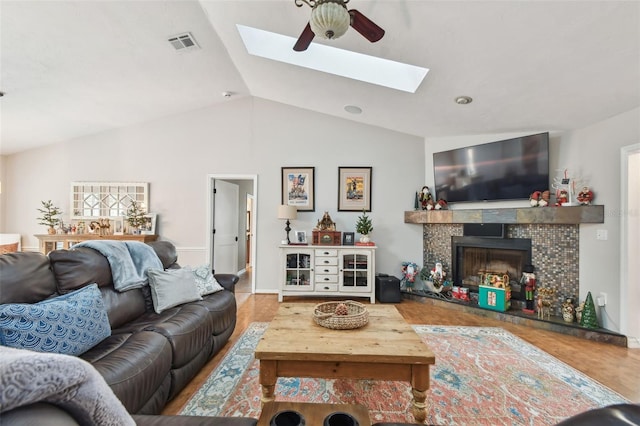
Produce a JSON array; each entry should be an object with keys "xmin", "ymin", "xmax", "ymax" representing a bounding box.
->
[
  {"xmin": 552, "ymin": 169, "xmax": 579, "ymax": 206},
  {"xmin": 419, "ymin": 186, "xmax": 435, "ymax": 210}
]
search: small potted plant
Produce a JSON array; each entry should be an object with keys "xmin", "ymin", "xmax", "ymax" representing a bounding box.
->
[
  {"xmin": 355, "ymin": 209, "xmax": 373, "ymax": 243},
  {"xmin": 37, "ymin": 200, "xmax": 62, "ymax": 234},
  {"xmin": 126, "ymin": 201, "xmax": 146, "ymax": 234}
]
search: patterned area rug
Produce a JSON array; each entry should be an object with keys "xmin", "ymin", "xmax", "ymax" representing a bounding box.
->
[{"xmin": 181, "ymin": 323, "xmax": 627, "ymax": 425}]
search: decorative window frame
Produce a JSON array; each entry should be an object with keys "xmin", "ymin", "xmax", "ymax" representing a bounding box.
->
[{"xmin": 70, "ymin": 182, "xmax": 149, "ymax": 220}]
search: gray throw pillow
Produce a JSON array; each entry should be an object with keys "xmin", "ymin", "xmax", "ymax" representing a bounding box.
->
[{"xmin": 147, "ymin": 268, "xmax": 202, "ymax": 314}]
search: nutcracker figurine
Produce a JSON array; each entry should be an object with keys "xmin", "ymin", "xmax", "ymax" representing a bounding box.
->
[{"xmin": 521, "ymin": 265, "xmax": 536, "ymax": 313}]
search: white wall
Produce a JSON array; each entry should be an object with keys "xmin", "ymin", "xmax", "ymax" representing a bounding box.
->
[
  {"xmin": 424, "ymin": 107, "xmax": 640, "ymax": 332},
  {"xmin": 1, "ymin": 97, "xmax": 425, "ymax": 293}
]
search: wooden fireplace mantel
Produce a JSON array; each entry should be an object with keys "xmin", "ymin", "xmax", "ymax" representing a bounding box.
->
[{"xmin": 404, "ymin": 205, "xmax": 604, "ymax": 225}]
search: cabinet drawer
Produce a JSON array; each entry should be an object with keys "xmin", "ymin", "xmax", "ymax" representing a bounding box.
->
[
  {"xmin": 315, "ymin": 283, "xmax": 338, "ymax": 292},
  {"xmin": 315, "ymin": 257, "xmax": 338, "ymax": 266},
  {"xmin": 315, "ymin": 265, "xmax": 338, "ymax": 274},
  {"xmin": 315, "ymin": 249, "xmax": 338, "ymax": 257},
  {"xmin": 315, "ymin": 274, "xmax": 338, "ymax": 284}
]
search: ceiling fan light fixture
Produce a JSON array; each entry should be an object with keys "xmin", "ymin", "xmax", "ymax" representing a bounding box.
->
[{"xmin": 310, "ymin": 0, "xmax": 350, "ymax": 40}]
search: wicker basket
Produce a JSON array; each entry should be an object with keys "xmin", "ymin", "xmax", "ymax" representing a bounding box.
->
[{"xmin": 313, "ymin": 301, "xmax": 369, "ymax": 330}]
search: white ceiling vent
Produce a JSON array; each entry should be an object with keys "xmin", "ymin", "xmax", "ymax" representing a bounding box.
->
[{"xmin": 168, "ymin": 32, "xmax": 199, "ymax": 51}]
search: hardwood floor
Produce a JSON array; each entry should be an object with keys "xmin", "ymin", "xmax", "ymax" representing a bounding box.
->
[{"xmin": 162, "ymin": 294, "xmax": 640, "ymax": 415}]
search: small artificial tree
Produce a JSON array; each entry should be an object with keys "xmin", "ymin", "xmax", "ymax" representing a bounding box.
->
[
  {"xmin": 37, "ymin": 200, "xmax": 62, "ymax": 233},
  {"xmin": 126, "ymin": 201, "xmax": 146, "ymax": 233},
  {"xmin": 355, "ymin": 209, "xmax": 373, "ymax": 235}
]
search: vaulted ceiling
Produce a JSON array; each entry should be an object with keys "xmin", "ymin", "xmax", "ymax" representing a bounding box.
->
[{"xmin": 1, "ymin": 0, "xmax": 638, "ymax": 155}]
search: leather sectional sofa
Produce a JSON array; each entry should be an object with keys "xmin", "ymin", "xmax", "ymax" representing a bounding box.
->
[{"xmin": 0, "ymin": 241, "xmax": 256, "ymax": 425}]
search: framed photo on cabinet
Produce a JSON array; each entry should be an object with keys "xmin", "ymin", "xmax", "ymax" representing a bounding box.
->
[
  {"xmin": 342, "ymin": 232, "xmax": 355, "ymax": 246},
  {"xmin": 338, "ymin": 167, "xmax": 372, "ymax": 211},
  {"xmin": 282, "ymin": 167, "xmax": 315, "ymax": 212}
]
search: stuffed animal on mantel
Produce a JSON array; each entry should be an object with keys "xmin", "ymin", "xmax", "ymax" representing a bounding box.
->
[
  {"xmin": 419, "ymin": 186, "xmax": 435, "ymax": 210},
  {"xmin": 577, "ymin": 186, "xmax": 594, "ymax": 205},
  {"xmin": 529, "ymin": 191, "xmax": 542, "ymax": 207},
  {"xmin": 539, "ymin": 190, "xmax": 551, "ymax": 207}
]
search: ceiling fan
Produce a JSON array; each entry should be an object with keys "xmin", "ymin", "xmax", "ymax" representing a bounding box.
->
[{"xmin": 293, "ymin": 0, "xmax": 385, "ymax": 52}]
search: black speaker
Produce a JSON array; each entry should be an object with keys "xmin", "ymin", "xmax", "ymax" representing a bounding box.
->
[
  {"xmin": 463, "ymin": 223, "xmax": 505, "ymax": 238},
  {"xmin": 375, "ymin": 275, "xmax": 402, "ymax": 303}
]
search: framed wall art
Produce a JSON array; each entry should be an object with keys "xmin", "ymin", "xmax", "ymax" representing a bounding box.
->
[
  {"xmin": 338, "ymin": 167, "xmax": 372, "ymax": 212},
  {"xmin": 282, "ymin": 167, "xmax": 315, "ymax": 212}
]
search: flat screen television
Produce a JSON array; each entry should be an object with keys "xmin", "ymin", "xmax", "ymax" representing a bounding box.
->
[{"xmin": 433, "ymin": 132, "xmax": 549, "ymax": 203}]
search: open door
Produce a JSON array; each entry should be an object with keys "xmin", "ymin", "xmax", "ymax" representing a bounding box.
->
[{"xmin": 211, "ymin": 179, "xmax": 239, "ymax": 274}]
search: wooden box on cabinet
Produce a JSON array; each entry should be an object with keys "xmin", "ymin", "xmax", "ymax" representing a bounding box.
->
[{"xmin": 312, "ymin": 230, "xmax": 341, "ymax": 245}]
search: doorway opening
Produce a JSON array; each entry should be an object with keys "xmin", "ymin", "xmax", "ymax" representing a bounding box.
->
[
  {"xmin": 620, "ymin": 144, "xmax": 639, "ymax": 347},
  {"xmin": 207, "ymin": 174, "xmax": 257, "ymax": 294}
]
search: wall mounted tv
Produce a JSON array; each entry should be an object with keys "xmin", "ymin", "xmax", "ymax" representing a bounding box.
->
[{"xmin": 433, "ymin": 132, "xmax": 549, "ymax": 203}]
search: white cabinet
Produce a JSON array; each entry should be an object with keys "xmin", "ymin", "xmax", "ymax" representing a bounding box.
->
[{"xmin": 279, "ymin": 245, "xmax": 376, "ymax": 303}]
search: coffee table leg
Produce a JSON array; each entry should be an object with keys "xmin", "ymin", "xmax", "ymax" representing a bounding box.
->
[
  {"xmin": 411, "ymin": 364, "xmax": 431, "ymax": 423},
  {"xmin": 259, "ymin": 360, "xmax": 277, "ymax": 405}
]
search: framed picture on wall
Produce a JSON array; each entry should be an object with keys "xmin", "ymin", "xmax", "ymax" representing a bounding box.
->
[
  {"xmin": 338, "ymin": 167, "xmax": 372, "ymax": 211},
  {"xmin": 282, "ymin": 167, "xmax": 315, "ymax": 212}
]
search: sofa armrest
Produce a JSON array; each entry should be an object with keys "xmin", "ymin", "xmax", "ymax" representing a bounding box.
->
[{"xmin": 214, "ymin": 273, "xmax": 240, "ymax": 292}]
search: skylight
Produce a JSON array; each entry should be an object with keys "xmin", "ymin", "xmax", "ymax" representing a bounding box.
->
[{"xmin": 237, "ymin": 24, "xmax": 428, "ymax": 93}]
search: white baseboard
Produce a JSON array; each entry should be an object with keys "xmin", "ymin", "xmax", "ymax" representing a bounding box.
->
[{"xmin": 627, "ymin": 336, "xmax": 640, "ymax": 348}]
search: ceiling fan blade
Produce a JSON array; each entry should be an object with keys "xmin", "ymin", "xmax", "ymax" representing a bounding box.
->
[
  {"xmin": 293, "ymin": 23, "xmax": 314, "ymax": 51},
  {"xmin": 349, "ymin": 9, "xmax": 385, "ymax": 43}
]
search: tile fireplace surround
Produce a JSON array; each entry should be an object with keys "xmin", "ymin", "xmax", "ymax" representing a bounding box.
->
[
  {"xmin": 402, "ymin": 206, "xmax": 629, "ymax": 346},
  {"xmin": 422, "ymin": 222, "xmax": 578, "ymax": 314}
]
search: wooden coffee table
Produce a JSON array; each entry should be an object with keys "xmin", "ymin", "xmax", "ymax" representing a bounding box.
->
[{"xmin": 254, "ymin": 303, "xmax": 435, "ymax": 423}]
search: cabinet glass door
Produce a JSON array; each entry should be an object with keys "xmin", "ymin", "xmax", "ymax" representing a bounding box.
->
[
  {"xmin": 285, "ymin": 252, "xmax": 312, "ymax": 290},
  {"xmin": 341, "ymin": 252, "xmax": 370, "ymax": 291}
]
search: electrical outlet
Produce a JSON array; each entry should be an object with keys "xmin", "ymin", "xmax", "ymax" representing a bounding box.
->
[{"xmin": 597, "ymin": 292, "xmax": 607, "ymax": 307}]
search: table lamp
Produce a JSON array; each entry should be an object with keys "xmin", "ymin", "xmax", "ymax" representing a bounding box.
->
[{"xmin": 277, "ymin": 205, "xmax": 297, "ymax": 244}]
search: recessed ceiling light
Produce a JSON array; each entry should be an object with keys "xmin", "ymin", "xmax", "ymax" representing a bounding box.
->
[
  {"xmin": 455, "ymin": 96, "xmax": 473, "ymax": 105},
  {"xmin": 344, "ymin": 105, "xmax": 362, "ymax": 114}
]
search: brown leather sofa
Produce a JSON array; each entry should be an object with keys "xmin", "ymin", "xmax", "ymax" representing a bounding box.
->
[{"xmin": 0, "ymin": 241, "xmax": 250, "ymax": 423}]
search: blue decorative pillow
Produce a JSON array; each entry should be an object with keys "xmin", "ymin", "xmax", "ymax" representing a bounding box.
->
[{"xmin": 0, "ymin": 284, "xmax": 111, "ymax": 356}]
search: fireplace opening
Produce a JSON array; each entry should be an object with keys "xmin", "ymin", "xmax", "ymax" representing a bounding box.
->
[{"xmin": 451, "ymin": 236, "xmax": 532, "ymax": 301}]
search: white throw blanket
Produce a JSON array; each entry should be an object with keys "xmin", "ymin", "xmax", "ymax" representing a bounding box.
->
[
  {"xmin": 0, "ymin": 346, "xmax": 135, "ymax": 426},
  {"xmin": 74, "ymin": 240, "xmax": 163, "ymax": 291}
]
